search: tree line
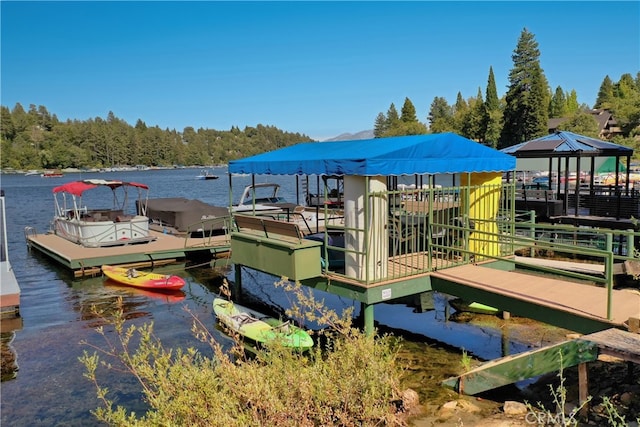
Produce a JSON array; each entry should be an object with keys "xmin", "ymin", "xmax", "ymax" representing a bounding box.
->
[
  {"xmin": 0, "ymin": 108, "xmax": 313, "ymax": 171},
  {"xmin": 2, "ymin": 28, "xmax": 639, "ymax": 171},
  {"xmin": 373, "ymin": 29, "xmax": 640, "ymax": 152}
]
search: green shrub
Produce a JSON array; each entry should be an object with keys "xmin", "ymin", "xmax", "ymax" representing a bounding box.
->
[{"xmin": 80, "ymin": 279, "xmax": 407, "ymax": 426}]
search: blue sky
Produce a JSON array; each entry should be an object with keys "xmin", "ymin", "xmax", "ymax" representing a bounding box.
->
[{"xmin": 2, "ymin": 1, "xmax": 638, "ymax": 141}]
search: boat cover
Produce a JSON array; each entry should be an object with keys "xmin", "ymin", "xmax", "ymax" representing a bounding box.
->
[
  {"xmin": 143, "ymin": 198, "xmax": 229, "ymax": 232},
  {"xmin": 228, "ymin": 133, "xmax": 515, "ymax": 176}
]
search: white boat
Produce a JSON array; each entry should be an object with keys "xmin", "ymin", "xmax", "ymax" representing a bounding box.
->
[
  {"xmin": 232, "ymin": 183, "xmax": 291, "ymax": 212},
  {"xmin": 196, "ymin": 170, "xmax": 219, "ymax": 180},
  {"xmin": 51, "ymin": 179, "xmax": 157, "ymax": 248}
]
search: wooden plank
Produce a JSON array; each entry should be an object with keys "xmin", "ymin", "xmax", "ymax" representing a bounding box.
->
[
  {"xmin": 581, "ymin": 328, "xmax": 640, "ymax": 364},
  {"xmin": 624, "ymin": 260, "xmax": 640, "ymax": 277},
  {"xmin": 260, "ymin": 217, "xmax": 304, "ymax": 240},
  {"xmin": 442, "ymin": 340, "xmax": 599, "ymax": 395},
  {"xmin": 233, "ymin": 214, "xmax": 266, "ymax": 234}
]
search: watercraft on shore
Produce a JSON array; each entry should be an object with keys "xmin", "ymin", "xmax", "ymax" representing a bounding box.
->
[
  {"xmin": 449, "ymin": 298, "xmax": 500, "ymax": 315},
  {"xmin": 213, "ymin": 298, "xmax": 313, "ymax": 349},
  {"xmin": 51, "ymin": 179, "xmax": 156, "ymax": 247},
  {"xmin": 101, "ymin": 265, "xmax": 186, "ymax": 291}
]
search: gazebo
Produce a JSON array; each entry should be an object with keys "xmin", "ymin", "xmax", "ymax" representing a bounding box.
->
[{"xmin": 501, "ymin": 131, "xmax": 635, "ymax": 220}]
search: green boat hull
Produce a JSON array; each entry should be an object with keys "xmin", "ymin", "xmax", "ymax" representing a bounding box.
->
[
  {"xmin": 449, "ymin": 298, "xmax": 500, "ymax": 315},
  {"xmin": 213, "ymin": 298, "xmax": 313, "ymax": 349}
]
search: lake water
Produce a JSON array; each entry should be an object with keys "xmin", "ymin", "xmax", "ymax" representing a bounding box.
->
[{"xmin": 0, "ymin": 168, "xmax": 564, "ymax": 426}]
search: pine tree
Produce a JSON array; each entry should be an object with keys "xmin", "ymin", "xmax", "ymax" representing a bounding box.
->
[
  {"xmin": 485, "ymin": 66, "xmax": 499, "ymax": 111},
  {"xmin": 427, "ymin": 97, "xmax": 454, "ymax": 133},
  {"xmin": 483, "ymin": 66, "xmax": 502, "ymax": 147},
  {"xmin": 566, "ymin": 90, "xmax": 580, "ymax": 114},
  {"xmin": 453, "ymin": 92, "xmax": 469, "ymax": 135},
  {"xmin": 465, "ymin": 88, "xmax": 486, "ymax": 142},
  {"xmin": 400, "ymin": 97, "xmax": 418, "ymax": 123},
  {"xmin": 374, "ymin": 112, "xmax": 387, "ymax": 138},
  {"xmin": 549, "ymin": 86, "xmax": 568, "ymax": 118},
  {"xmin": 595, "ymin": 75, "xmax": 615, "ymax": 109},
  {"xmin": 386, "ymin": 103, "xmax": 400, "ymax": 127},
  {"xmin": 499, "ymin": 28, "xmax": 550, "ymax": 148}
]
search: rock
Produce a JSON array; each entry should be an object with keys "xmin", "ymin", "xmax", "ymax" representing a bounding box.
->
[
  {"xmin": 457, "ymin": 399, "xmax": 482, "ymax": 413},
  {"xmin": 503, "ymin": 401, "xmax": 527, "ymax": 415},
  {"xmin": 620, "ymin": 391, "xmax": 633, "ymax": 405},
  {"xmin": 442, "ymin": 400, "xmax": 458, "ymax": 410},
  {"xmin": 401, "ymin": 388, "xmax": 420, "ymax": 411}
]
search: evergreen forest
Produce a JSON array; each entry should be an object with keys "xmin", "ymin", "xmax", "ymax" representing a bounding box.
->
[{"xmin": 2, "ymin": 29, "xmax": 639, "ymax": 171}]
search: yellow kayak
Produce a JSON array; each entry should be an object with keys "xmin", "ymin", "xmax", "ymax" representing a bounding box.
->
[{"xmin": 101, "ymin": 265, "xmax": 185, "ymax": 291}]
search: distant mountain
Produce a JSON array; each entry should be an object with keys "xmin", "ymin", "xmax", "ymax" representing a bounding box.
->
[{"xmin": 323, "ymin": 130, "xmax": 374, "ymax": 142}]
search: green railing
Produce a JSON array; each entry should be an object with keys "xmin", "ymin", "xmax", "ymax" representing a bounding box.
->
[
  {"xmin": 317, "ymin": 181, "xmax": 637, "ymax": 321},
  {"xmin": 184, "ymin": 216, "xmax": 233, "ymax": 248}
]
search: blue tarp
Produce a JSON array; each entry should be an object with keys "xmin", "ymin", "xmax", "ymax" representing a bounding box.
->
[{"xmin": 229, "ymin": 133, "xmax": 516, "ymax": 176}]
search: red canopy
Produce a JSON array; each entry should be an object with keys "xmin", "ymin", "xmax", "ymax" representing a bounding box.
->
[{"xmin": 53, "ymin": 180, "xmax": 149, "ymax": 197}]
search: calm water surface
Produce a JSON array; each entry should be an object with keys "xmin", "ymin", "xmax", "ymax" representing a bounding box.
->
[{"xmin": 1, "ymin": 168, "xmax": 560, "ymax": 426}]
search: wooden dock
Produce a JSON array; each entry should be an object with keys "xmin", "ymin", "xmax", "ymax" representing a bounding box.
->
[
  {"xmin": 26, "ymin": 230, "xmax": 231, "ymax": 277},
  {"xmin": 1, "ymin": 193, "xmax": 20, "ymax": 317},
  {"xmin": 431, "ymin": 263, "xmax": 640, "ymax": 333},
  {"xmin": 0, "ymin": 259, "xmax": 20, "ymax": 317}
]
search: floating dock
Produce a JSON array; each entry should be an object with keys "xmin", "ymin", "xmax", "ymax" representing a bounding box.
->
[
  {"xmin": 1, "ymin": 191, "xmax": 20, "ymax": 317},
  {"xmin": 25, "ymin": 229, "xmax": 232, "ymax": 277}
]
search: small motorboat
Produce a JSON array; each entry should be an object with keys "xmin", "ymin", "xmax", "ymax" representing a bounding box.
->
[
  {"xmin": 196, "ymin": 170, "xmax": 219, "ymax": 180},
  {"xmin": 101, "ymin": 265, "xmax": 186, "ymax": 291},
  {"xmin": 213, "ymin": 298, "xmax": 313, "ymax": 349},
  {"xmin": 41, "ymin": 169, "xmax": 64, "ymax": 178}
]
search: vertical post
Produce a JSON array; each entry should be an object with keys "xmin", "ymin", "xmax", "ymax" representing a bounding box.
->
[
  {"xmin": 626, "ymin": 229, "xmax": 634, "ymax": 259},
  {"xmin": 362, "ymin": 302, "xmax": 375, "ymax": 336},
  {"xmin": 501, "ymin": 324, "xmax": 510, "ymax": 357},
  {"xmin": 606, "ymin": 233, "xmax": 613, "ymax": 320},
  {"xmin": 529, "ymin": 210, "xmax": 536, "ymax": 258},
  {"xmin": 233, "ymin": 264, "xmax": 243, "ymax": 297},
  {"xmin": 578, "ymin": 363, "xmax": 589, "ymax": 417}
]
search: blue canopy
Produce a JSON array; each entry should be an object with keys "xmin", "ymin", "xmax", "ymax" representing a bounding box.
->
[{"xmin": 229, "ymin": 133, "xmax": 515, "ymax": 176}]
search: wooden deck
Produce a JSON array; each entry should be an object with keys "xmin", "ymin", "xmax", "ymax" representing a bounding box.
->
[
  {"xmin": 431, "ymin": 263, "xmax": 640, "ymax": 330},
  {"xmin": 26, "ymin": 230, "xmax": 231, "ymax": 277},
  {"xmin": 0, "ymin": 260, "xmax": 20, "ymax": 317}
]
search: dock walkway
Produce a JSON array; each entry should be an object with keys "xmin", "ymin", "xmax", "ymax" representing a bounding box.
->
[
  {"xmin": 431, "ymin": 263, "xmax": 640, "ymax": 333},
  {"xmin": 26, "ymin": 230, "xmax": 231, "ymax": 277}
]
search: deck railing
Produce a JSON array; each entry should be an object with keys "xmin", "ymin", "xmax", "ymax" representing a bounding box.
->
[
  {"xmin": 184, "ymin": 216, "xmax": 233, "ymax": 248},
  {"xmin": 230, "ymin": 178, "xmax": 638, "ymax": 320}
]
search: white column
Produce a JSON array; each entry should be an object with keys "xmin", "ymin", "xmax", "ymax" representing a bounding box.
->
[{"xmin": 344, "ymin": 176, "xmax": 388, "ymax": 281}]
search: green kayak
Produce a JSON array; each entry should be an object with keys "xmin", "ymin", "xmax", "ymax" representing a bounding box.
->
[
  {"xmin": 213, "ymin": 298, "xmax": 313, "ymax": 349},
  {"xmin": 449, "ymin": 298, "xmax": 501, "ymax": 315}
]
